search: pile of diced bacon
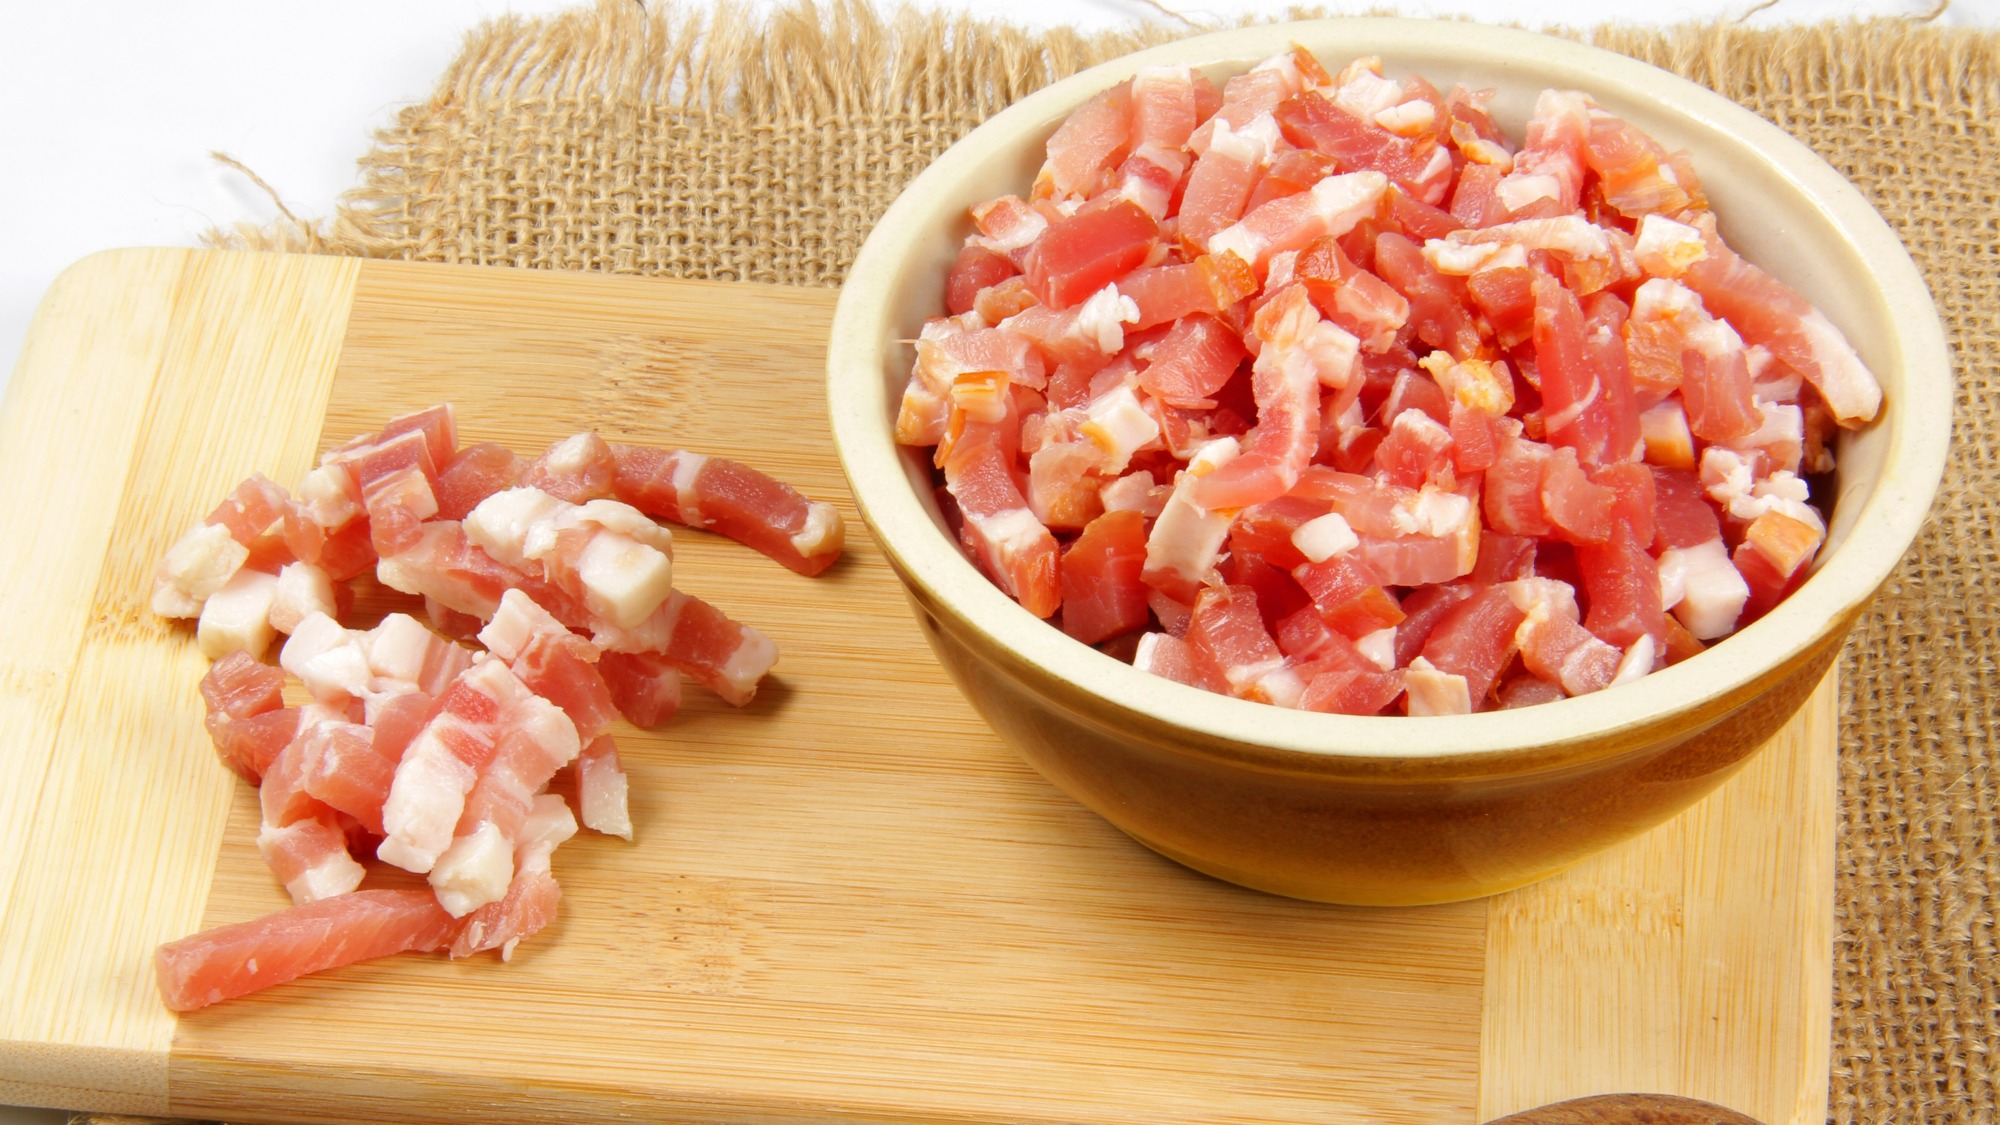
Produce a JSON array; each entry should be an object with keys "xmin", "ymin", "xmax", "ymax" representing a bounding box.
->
[
  {"xmin": 149, "ymin": 405, "xmax": 844, "ymax": 1010},
  {"xmin": 898, "ymin": 48, "xmax": 1882, "ymax": 716}
]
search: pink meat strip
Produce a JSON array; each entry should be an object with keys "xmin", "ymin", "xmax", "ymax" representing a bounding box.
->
[
  {"xmin": 156, "ymin": 889, "xmax": 461, "ymax": 1012},
  {"xmin": 610, "ymin": 444, "xmax": 846, "ymax": 577}
]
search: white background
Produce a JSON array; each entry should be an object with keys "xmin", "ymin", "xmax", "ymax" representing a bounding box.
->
[{"xmin": 0, "ymin": 0, "xmax": 1988, "ymax": 1121}]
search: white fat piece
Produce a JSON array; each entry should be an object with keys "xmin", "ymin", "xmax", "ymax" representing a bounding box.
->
[
  {"xmin": 972, "ymin": 207, "xmax": 1045, "ymax": 257},
  {"xmin": 1494, "ymin": 172, "xmax": 1561, "ymax": 212},
  {"xmin": 377, "ymin": 659, "xmax": 526, "ymax": 872},
  {"xmin": 789, "ymin": 502, "xmax": 845, "ymax": 558},
  {"xmin": 1233, "ymin": 111, "xmax": 1285, "ymax": 154},
  {"xmin": 1423, "ymin": 240, "xmax": 1502, "ymax": 276},
  {"xmin": 1726, "ymin": 401, "xmax": 1806, "ymax": 468},
  {"xmin": 579, "ymin": 750, "xmax": 634, "ymax": 841},
  {"xmin": 1504, "ymin": 577, "xmax": 1581, "ymax": 626},
  {"xmin": 971, "ymin": 507, "xmax": 1049, "ymax": 564},
  {"xmin": 1116, "ymin": 144, "xmax": 1187, "ymax": 219},
  {"xmin": 1099, "ymin": 471, "xmax": 1160, "ymax": 515},
  {"xmin": 1303, "ymin": 319, "xmax": 1362, "ymax": 390},
  {"xmin": 280, "ymin": 611, "xmax": 371, "ymax": 702},
  {"xmin": 365, "ymin": 612, "xmax": 442, "ymax": 685},
  {"xmin": 269, "ymin": 562, "xmax": 336, "ymax": 636},
  {"xmin": 1516, "ymin": 216, "xmax": 1610, "ymax": 259},
  {"xmin": 666, "ymin": 450, "xmax": 709, "ymax": 525},
  {"xmin": 1610, "ymin": 635, "xmax": 1659, "ymax": 687},
  {"xmin": 153, "ymin": 523, "xmax": 250, "ymax": 619},
  {"xmin": 1751, "ymin": 352, "xmax": 1804, "ymax": 402},
  {"xmin": 514, "ymin": 794, "xmax": 581, "ymax": 882},
  {"xmin": 1310, "ymin": 170, "xmax": 1391, "ymax": 231},
  {"xmin": 1388, "ymin": 486, "xmax": 1473, "ymax": 539},
  {"xmin": 296, "ymin": 701, "xmax": 355, "ymax": 733},
  {"xmin": 1660, "ymin": 540, "xmax": 1748, "ymax": 640},
  {"xmin": 1331, "ymin": 61, "xmax": 1402, "ymax": 119},
  {"xmin": 297, "ymin": 463, "xmax": 363, "ymax": 529},
  {"xmin": 1795, "ymin": 308, "xmax": 1884, "ymax": 424},
  {"xmin": 1473, "ymin": 244, "xmax": 1532, "ymax": 275},
  {"xmin": 1640, "ymin": 400, "xmax": 1696, "ymax": 467},
  {"xmin": 376, "ymin": 730, "xmax": 480, "ymax": 874},
  {"xmin": 1657, "ymin": 549, "xmax": 1690, "ymax": 611},
  {"xmin": 1429, "ymin": 217, "xmax": 1609, "ymax": 277},
  {"xmin": 1633, "ymin": 214, "xmax": 1708, "ymax": 278},
  {"xmin": 1073, "ymin": 284, "xmax": 1140, "ymax": 356},
  {"xmin": 1699, "ymin": 445, "xmax": 1809, "ymax": 525},
  {"xmin": 1387, "ymin": 407, "xmax": 1454, "ymax": 456},
  {"xmin": 1131, "ymin": 633, "xmax": 1176, "ymax": 676},
  {"xmin": 258, "ymin": 824, "xmax": 366, "ymax": 905},
  {"xmin": 513, "ymin": 693, "xmax": 583, "ymax": 768},
  {"xmin": 575, "ymin": 499, "xmax": 674, "ymax": 555},
  {"xmin": 575, "ymin": 530, "xmax": 676, "ymax": 630},
  {"xmin": 1712, "ymin": 474, "xmax": 1825, "ymax": 535},
  {"xmin": 1214, "ymin": 640, "xmax": 1298, "ymax": 705},
  {"xmin": 289, "ymin": 852, "xmax": 367, "ymax": 904},
  {"xmin": 464, "ymin": 487, "xmax": 570, "ymax": 570},
  {"xmin": 1355, "ymin": 627, "xmax": 1399, "ymax": 672},
  {"xmin": 539, "ymin": 433, "xmax": 600, "ymax": 477},
  {"xmin": 1249, "ymin": 47, "xmax": 1305, "ymax": 89},
  {"xmin": 1199, "ymin": 115, "xmax": 1270, "ymax": 167},
  {"xmin": 196, "ymin": 568, "xmax": 281, "ymax": 660},
  {"xmin": 589, "ymin": 589, "xmax": 685, "ymax": 655},
  {"xmin": 478, "ymin": 587, "xmax": 567, "ymax": 663},
  {"xmin": 1373, "ymin": 99, "xmax": 1437, "ymax": 137},
  {"xmin": 1080, "ymin": 383, "xmax": 1162, "ymax": 475},
  {"xmin": 1460, "ymin": 135, "xmax": 1515, "ymax": 171},
  {"xmin": 1292, "ymin": 512, "xmax": 1359, "ymax": 564},
  {"xmin": 1631, "ymin": 276, "xmax": 1705, "ymax": 324},
  {"xmin": 1143, "ymin": 437, "xmax": 1241, "ymax": 588},
  {"xmin": 1404, "ymin": 657, "xmax": 1473, "ymax": 716},
  {"xmin": 1422, "ymin": 353, "xmax": 1514, "ymax": 416},
  {"xmin": 1205, "ymin": 222, "xmax": 1263, "ymax": 267},
  {"xmin": 1247, "ymin": 664, "xmax": 1305, "ymax": 709},
  {"xmin": 469, "ymin": 487, "xmax": 674, "ymax": 628},
  {"xmin": 430, "ymin": 821, "xmax": 516, "ymax": 918}
]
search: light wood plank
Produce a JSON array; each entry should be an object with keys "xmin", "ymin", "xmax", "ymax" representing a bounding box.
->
[
  {"xmin": 1478, "ymin": 672, "xmax": 1836, "ymax": 1123},
  {"xmin": 0, "ymin": 250, "xmax": 359, "ymax": 1112}
]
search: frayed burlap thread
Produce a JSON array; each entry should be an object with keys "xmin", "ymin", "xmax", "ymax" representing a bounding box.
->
[{"xmin": 204, "ymin": 5, "xmax": 2000, "ymax": 1123}]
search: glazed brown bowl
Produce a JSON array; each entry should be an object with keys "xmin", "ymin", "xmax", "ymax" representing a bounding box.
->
[{"xmin": 825, "ymin": 18, "xmax": 1950, "ymax": 905}]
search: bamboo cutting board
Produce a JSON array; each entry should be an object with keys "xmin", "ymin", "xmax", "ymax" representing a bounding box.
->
[{"xmin": 0, "ymin": 250, "xmax": 1833, "ymax": 1125}]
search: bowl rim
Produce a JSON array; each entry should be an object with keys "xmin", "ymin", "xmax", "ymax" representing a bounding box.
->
[{"xmin": 826, "ymin": 16, "xmax": 1952, "ymax": 763}]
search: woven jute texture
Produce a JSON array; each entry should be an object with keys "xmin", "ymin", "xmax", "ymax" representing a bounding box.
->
[{"xmin": 197, "ymin": 4, "xmax": 1997, "ymax": 1123}]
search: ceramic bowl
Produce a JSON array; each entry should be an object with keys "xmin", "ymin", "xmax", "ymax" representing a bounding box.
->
[{"xmin": 825, "ymin": 18, "xmax": 1951, "ymax": 905}]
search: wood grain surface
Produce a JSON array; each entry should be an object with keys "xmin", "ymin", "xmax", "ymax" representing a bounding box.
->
[{"xmin": 0, "ymin": 250, "xmax": 1832, "ymax": 1124}]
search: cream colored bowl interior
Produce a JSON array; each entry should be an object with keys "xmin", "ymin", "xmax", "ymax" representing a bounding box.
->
[{"xmin": 828, "ymin": 18, "xmax": 1950, "ymax": 763}]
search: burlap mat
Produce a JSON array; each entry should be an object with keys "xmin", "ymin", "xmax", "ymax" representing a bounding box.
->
[{"xmin": 184, "ymin": 4, "xmax": 2000, "ymax": 1123}]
